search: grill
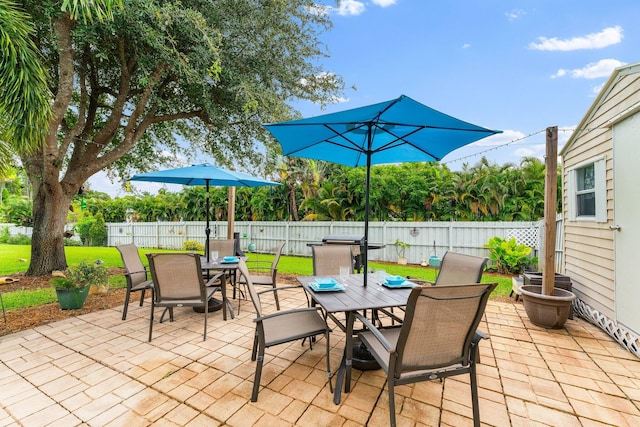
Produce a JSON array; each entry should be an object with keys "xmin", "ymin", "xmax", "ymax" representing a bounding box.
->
[{"xmin": 318, "ymin": 234, "xmax": 383, "ymax": 272}]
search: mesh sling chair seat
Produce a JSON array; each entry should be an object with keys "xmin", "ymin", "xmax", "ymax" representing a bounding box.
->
[
  {"xmin": 356, "ymin": 282, "xmax": 498, "ymax": 427},
  {"xmin": 237, "ymin": 241, "xmax": 286, "ymax": 311},
  {"xmin": 116, "ymin": 243, "xmax": 154, "ymax": 320},
  {"xmin": 409, "ymin": 251, "xmax": 488, "ymax": 286},
  {"xmin": 237, "ymin": 259, "xmax": 332, "ymax": 402},
  {"xmin": 146, "ymin": 253, "xmax": 223, "ymax": 342},
  {"xmin": 311, "ymin": 245, "xmax": 354, "ymax": 276}
]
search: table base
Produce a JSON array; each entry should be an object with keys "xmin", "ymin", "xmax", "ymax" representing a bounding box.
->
[{"xmin": 193, "ymin": 298, "xmax": 223, "ymax": 313}]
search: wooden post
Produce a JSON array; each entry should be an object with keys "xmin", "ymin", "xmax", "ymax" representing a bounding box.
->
[
  {"xmin": 227, "ymin": 186, "xmax": 236, "ymax": 240},
  {"xmin": 542, "ymin": 126, "xmax": 558, "ymax": 296}
]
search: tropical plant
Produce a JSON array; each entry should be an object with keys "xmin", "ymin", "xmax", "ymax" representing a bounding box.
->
[
  {"xmin": 393, "ymin": 239, "xmax": 410, "ymax": 258},
  {"xmin": 485, "ymin": 236, "xmax": 537, "ymax": 274}
]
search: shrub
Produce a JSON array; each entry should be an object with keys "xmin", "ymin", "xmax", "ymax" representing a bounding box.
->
[
  {"xmin": 183, "ymin": 240, "xmax": 204, "ymax": 251},
  {"xmin": 485, "ymin": 236, "xmax": 537, "ymax": 274},
  {"xmin": 58, "ymin": 259, "xmax": 110, "ymax": 289},
  {"xmin": 89, "ymin": 212, "xmax": 107, "ymax": 246}
]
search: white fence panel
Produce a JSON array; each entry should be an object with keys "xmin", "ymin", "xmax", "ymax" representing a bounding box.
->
[
  {"xmin": 2, "ymin": 217, "xmax": 566, "ymax": 270},
  {"xmin": 105, "ymin": 220, "xmax": 543, "ymax": 265}
]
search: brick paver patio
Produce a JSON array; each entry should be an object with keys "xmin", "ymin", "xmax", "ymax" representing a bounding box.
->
[{"xmin": 1, "ymin": 286, "xmax": 639, "ymax": 426}]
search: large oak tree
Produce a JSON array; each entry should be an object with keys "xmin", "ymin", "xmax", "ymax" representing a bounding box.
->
[{"xmin": 10, "ymin": 0, "xmax": 343, "ymax": 275}]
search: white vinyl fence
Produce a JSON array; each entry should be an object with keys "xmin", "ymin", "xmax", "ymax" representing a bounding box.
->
[
  {"xmin": 104, "ymin": 220, "xmax": 562, "ymax": 267},
  {"xmin": 1, "ymin": 218, "xmax": 564, "ymax": 269}
]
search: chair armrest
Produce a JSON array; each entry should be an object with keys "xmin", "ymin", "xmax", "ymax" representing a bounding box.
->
[
  {"xmin": 254, "ymin": 306, "xmax": 323, "ymax": 323},
  {"xmin": 256, "ymin": 285, "xmax": 302, "ymax": 296},
  {"xmin": 354, "ymin": 312, "xmax": 394, "ymax": 352},
  {"xmin": 406, "ymin": 276, "xmax": 435, "ymax": 286},
  {"xmin": 474, "ymin": 329, "xmax": 489, "ymax": 342},
  {"xmin": 204, "ymin": 271, "xmax": 225, "ymax": 287},
  {"xmin": 124, "ymin": 269, "xmax": 148, "ymax": 277}
]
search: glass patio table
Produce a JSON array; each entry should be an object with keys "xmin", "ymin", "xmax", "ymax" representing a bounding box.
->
[{"xmin": 297, "ymin": 273, "xmax": 415, "ymax": 404}]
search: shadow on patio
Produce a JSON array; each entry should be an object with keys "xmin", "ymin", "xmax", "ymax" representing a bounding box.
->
[{"xmin": 1, "ymin": 286, "xmax": 639, "ymax": 426}]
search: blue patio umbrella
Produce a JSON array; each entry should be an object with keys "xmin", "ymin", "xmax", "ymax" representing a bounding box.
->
[
  {"xmin": 264, "ymin": 94, "xmax": 501, "ymax": 286},
  {"xmin": 129, "ymin": 163, "xmax": 279, "ymax": 261}
]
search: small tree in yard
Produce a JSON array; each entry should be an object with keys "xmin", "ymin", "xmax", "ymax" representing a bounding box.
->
[{"xmin": 3, "ymin": 0, "xmax": 344, "ymax": 275}]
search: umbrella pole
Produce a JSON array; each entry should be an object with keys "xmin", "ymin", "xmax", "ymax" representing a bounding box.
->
[
  {"xmin": 205, "ymin": 180, "xmax": 211, "ymax": 262},
  {"xmin": 363, "ymin": 126, "xmax": 373, "ymax": 287}
]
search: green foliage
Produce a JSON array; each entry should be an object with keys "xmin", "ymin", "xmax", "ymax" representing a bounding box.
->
[
  {"xmin": 0, "ymin": 195, "xmax": 32, "ymax": 226},
  {"xmin": 75, "ymin": 212, "xmax": 96, "ymax": 245},
  {"xmin": 183, "ymin": 240, "xmax": 204, "ymax": 251},
  {"xmin": 52, "ymin": 259, "xmax": 110, "ymax": 290},
  {"xmin": 2, "ymin": 288, "xmax": 57, "ymax": 311},
  {"xmin": 89, "ymin": 212, "xmax": 107, "ymax": 246},
  {"xmin": 393, "ymin": 239, "xmax": 410, "ymax": 258},
  {"xmin": 485, "ymin": 236, "xmax": 537, "ymax": 274},
  {"xmin": 0, "ymin": 227, "xmax": 31, "ymax": 244}
]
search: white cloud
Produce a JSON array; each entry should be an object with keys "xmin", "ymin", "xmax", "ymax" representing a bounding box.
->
[
  {"xmin": 462, "ymin": 43, "xmax": 471, "ymax": 49},
  {"xmin": 552, "ymin": 59, "xmax": 626, "ymax": 79},
  {"xmin": 372, "ymin": 0, "xmax": 397, "ymax": 6},
  {"xmin": 332, "ymin": 0, "xmax": 365, "ymax": 16},
  {"xmin": 590, "ymin": 82, "xmax": 606, "ymax": 97},
  {"xmin": 505, "ymin": 9, "xmax": 526, "ymax": 21},
  {"xmin": 529, "ymin": 25, "xmax": 623, "ymax": 51}
]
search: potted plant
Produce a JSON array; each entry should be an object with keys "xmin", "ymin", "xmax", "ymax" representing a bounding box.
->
[
  {"xmin": 393, "ymin": 239, "xmax": 410, "ymax": 265},
  {"xmin": 50, "ymin": 260, "xmax": 109, "ymax": 309}
]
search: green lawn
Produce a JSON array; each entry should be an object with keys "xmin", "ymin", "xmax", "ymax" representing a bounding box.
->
[{"xmin": 0, "ymin": 244, "xmax": 514, "ymax": 312}]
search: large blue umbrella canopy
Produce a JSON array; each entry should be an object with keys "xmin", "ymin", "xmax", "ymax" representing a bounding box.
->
[
  {"xmin": 264, "ymin": 95, "xmax": 501, "ymax": 285},
  {"xmin": 129, "ymin": 163, "xmax": 279, "ymax": 261}
]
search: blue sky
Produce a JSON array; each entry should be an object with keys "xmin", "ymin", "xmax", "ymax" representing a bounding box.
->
[{"xmin": 94, "ymin": 0, "xmax": 637, "ymax": 196}]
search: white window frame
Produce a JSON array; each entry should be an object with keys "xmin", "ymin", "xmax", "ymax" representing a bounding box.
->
[{"xmin": 567, "ymin": 156, "xmax": 607, "ymax": 222}]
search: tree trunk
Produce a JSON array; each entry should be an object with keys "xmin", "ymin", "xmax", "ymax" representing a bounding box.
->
[
  {"xmin": 27, "ymin": 182, "xmax": 74, "ymax": 275},
  {"xmin": 288, "ymin": 185, "xmax": 299, "ymax": 221}
]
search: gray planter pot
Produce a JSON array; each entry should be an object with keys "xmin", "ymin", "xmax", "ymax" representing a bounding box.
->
[{"xmin": 520, "ymin": 285, "xmax": 576, "ymax": 329}]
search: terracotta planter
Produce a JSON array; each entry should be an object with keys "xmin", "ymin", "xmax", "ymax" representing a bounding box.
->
[{"xmin": 520, "ymin": 285, "xmax": 576, "ymax": 329}]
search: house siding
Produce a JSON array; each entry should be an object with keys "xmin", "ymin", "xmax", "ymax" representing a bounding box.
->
[{"xmin": 562, "ymin": 69, "xmax": 640, "ymax": 319}]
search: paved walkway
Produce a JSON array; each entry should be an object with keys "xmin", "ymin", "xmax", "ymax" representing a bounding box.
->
[{"xmin": 1, "ymin": 288, "xmax": 639, "ymax": 426}]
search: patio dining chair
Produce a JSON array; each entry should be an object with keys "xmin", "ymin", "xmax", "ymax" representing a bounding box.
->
[
  {"xmin": 356, "ymin": 282, "xmax": 498, "ymax": 427},
  {"xmin": 116, "ymin": 243, "xmax": 154, "ymax": 320},
  {"xmin": 312, "ymin": 245, "xmax": 354, "ymax": 276},
  {"xmin": 236, "ymin": 241, "xmax": 286, "ymax": 311},
  {"xmin": 146, "ymin": 252, "xmax": 223, "ymax": 342},
  {"xmin": 237, "ymin": 259, "xmax": 332, "ymax": 402},
  {"xmin": 409, "ymin": 251, "xmax": 488, "ymax": 286}
]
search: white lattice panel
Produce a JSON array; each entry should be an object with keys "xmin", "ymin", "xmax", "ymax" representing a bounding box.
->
[{"xmin": 507, "ymin": 227, "xmax": 538, "ymax": 248}]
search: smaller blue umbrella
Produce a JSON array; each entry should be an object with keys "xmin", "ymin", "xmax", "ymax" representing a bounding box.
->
[{"xmin": 129, "ymin": 163, "xmax": 279, "ymax": 261}]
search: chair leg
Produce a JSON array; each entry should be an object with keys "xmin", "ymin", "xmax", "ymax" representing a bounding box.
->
[
  {"xmin": 470, "ymin": 363, "xmax": 481, "ymax": 427},
  {"xmin": 388, "ymin": 379, "xmax": 396, "ymax": 427},
  {"xmin": 139, "ymin": 289, "xmax": 146, "ymax": 306},
  {"xmin": 272, "ymin": 283, "xmax": 280, "ymax": 311},
  {"xmin": 251, "ymin": 332, "xmax": 259, "ymax": 361},
  {"xmin": 203, "ymin": 302, "xmax": 208, "ymax": 341},
  {"xmin": 325, "ymin": 331, "xmax": 333, "ymax": 393},
  {"xmin": 148, "ymin": 299, "xmax": 155, "ymax": 342},
  {"xmin": 252, "ymin": 341, "xmax": 265, "ymax": 402},
  {"xmin": 122, "ymin": 290, "xmax": 131, "ymax": 320}
]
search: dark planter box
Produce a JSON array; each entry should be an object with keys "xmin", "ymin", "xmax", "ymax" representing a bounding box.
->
[{"xmin": 522, "ymin": 272, "xmax": 572, "ymax": 292}]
